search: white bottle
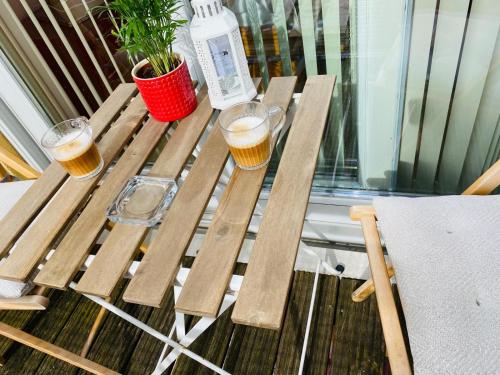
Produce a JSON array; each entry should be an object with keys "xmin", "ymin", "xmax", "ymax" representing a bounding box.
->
[{"xmin": 189, "ymin": 0, "xmax": 257, "ymax": 110}]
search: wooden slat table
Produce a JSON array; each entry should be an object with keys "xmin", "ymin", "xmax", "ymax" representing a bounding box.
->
[{"xmin": 0, "ymin": 76, "xmax": 336, "ymax": 374}]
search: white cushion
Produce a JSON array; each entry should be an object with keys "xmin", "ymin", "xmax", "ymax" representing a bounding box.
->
[
  {"xmin": 0, "ymin": 180, "xmax": 35, "ymax": 299},
  {"xmin": 0, "ymin": 180, "xmax": 35, "ymax": 220},
  {"xmin": 373, "ymin": 195, "xmax": 500, "ymax": 375}
]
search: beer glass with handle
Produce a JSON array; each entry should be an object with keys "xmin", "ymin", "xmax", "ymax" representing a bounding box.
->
[
  {"xmin": 219, "ymin": 101, "xmax": 285, "ymax": 170},
  {"xmin": 41, "ymin": 117, "xmax": 103, "ymax": 180}
]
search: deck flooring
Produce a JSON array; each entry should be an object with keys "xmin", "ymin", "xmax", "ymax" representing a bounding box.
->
[{"xmin": 0, "ymin": 263, "xmax": 387, "ymax": 374}]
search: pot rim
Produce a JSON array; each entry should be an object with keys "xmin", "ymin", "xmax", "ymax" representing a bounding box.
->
[{"xmin": 131, "ymin": 53, "xmax": 185, "ymax": 81}]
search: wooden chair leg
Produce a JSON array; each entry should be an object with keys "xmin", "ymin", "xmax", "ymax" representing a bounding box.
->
[
  {"xmin": 360, "ymin": 215, "xmax": 412, "ymax": 374},
  {"xmin": 32, "ymin": 286, "xmax": 46, "ymax": 296},
  {"xmin": 0, "ymin": 144, "xmax": 41, "ymax": 179},
  {"xmin": 0, "ymin": 322, "xmax": 118, "ymax": 375},
  {"xmin": 352, "ymin": 265, "xmax": 395, "ymax": 302},
  {"xmin": 80, "ymin": 300, "xmax": 110, "ymax": 358}
]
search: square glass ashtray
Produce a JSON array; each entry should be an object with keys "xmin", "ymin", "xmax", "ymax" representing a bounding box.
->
[{"xmin": 106, "ymin": 176, "xmax": 178, "ymax": 226}]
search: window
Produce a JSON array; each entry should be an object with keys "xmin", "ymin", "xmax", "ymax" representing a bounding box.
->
[
  {"xmin": 226, "ymin": 0, "xmax": 500, "ymax": 195},
  {"xmin": 1, "ymin": 0, "xmax": 498, "ymax": 195}
]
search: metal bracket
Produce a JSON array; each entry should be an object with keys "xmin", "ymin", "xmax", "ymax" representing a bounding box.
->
[
  {"xmin": 153, "ymin": 269, "xmax": 242, "ymax": 374},
  {"xmin": 68, "ymin": 266, "xmax": 244, "ymax": 375}
]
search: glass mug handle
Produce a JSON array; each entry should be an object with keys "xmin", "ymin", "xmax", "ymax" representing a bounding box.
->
[{"xmin": 267, "ymin": 105, "xmax": 285, "ymax": 139}]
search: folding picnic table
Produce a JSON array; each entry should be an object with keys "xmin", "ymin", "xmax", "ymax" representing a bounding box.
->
[{"xmin": 0, "ymin": 75, "xmax": 336, "ymax": 374}]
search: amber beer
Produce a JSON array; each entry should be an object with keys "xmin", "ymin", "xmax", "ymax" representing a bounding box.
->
[
  {"xmin": 52, "ymin": 132, "xmax": 102, "ymax": 178},
  {"xmin": 41, "ymin": 117, "xmax": 103, "ymax": 180},
  {"xmin": 225, "ymin": 116, "xmax": 271, "ymax": 169}
]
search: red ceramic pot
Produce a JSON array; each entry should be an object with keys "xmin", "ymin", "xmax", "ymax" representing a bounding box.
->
[{"xmin": 132, "ymin": 55, "xmax": 197, "ymax": 122}]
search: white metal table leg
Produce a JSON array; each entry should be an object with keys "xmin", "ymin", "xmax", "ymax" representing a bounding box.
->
[
  {"xmin": 294, "ymin": 243, "xmax": 343, "ymax": 374},
  {"xmin": 155, "ymin": 324, "xmax": 176, "ymax": 369},
  {"xmin": 173, "ymin": 286, "xmax": 186, "ymax": 341},
  {"xmin": 155, "ymin": 290, "xmax": 237, "ymax": 372},
  {"xmin": 69, "ymin": 282, "xmax": 230, "ymax": 375},
  {"xmin": 153, "ymin": 272, "xmax": 242, "ymax": 373},
  {"xmin": 298, "ymin": 260, "xmax": 321, "ymax": 375}
]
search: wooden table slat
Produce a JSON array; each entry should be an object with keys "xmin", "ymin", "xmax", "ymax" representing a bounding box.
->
[
  {"xmin": 122, "ymin": 79, "xmax": 262, "ymax": 307},
  {"xmin": 175, "ymin": 76, "xmax": 297, "ymax": 317},
  {"xmin": 121, "ymin": 127, "xmax": 228, "ymax": 307},
  {"xmin": 33, "ymin": 118, "xmax": 171, "ymax": 289},
  {"xmin": 74, "ymin": 88, "xmax": 213, "ymax": 298},
  {"xmin": 231, "ymin": 75, "xmax": 336, "ymax": 329},
  {"xmin": 0, "ymin": 95, "xmax": 148, "ymax": 282},
  {"xmin": 0, "ymin": 84, "xmax": 137, "ymax": 257}
]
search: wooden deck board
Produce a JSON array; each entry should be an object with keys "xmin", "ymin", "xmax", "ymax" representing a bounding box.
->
[
  {"xmin": 305, "ymin": 274, "xmax": 338, "ymax": 374},
  {"xmin": 124, "ymin": 287, "xmax": 176, "ymax": 375},
  {"xmin": 330, "ymin": 278, "xmax": 386, "ymax": 374},
  {"xmin": 0, "ymin": 272, "xmax": 387, "ymax": 374},
  {"xmin": 0, "ymin": 304, "xmax": 45, "ymax": 359},
  {"xmin": 223, "ymin": 324, "xmax": 281, "ymax": 375},
  {"xmin": 36, "ymin": 292, "xmax": 103, "ymax": 375},
  {"xmin": 36, "ymin": 271, "xmax": 128, "ymax": 374},
  {"xmin": 171, "ymin": 261, "xmax": 245, "ymax": 375},
  {"xmin": 275, "ymin": 271, "xmax": 311, "ymax": 374},
  {"xmin": 0, "ymin": 84, "xmax": 137, "ymax": 258},
  {"xmin": 77, "ymin": 281, "xmax": 153, "ymax": 374},
  {"xmin": 0, "ymin": 289, "xmax": 82, "ymax": 373},
  {"xmin": 171, "ymin": 308, "xmax": 234, "ymax": 375},
  {"xmin": 274, "ymin": 271, "xmax": 338, "ymax": 375}
]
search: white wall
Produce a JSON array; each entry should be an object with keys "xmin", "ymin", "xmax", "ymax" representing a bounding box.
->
[{"xmin": 0, "ymin": 51, "xmax": 51, "ymax": 171}]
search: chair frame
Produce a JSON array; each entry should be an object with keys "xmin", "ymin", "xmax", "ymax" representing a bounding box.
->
[
  {"xmin": 0, "ymin": 136, "xmax": 41, "ymax": 180},
  {"xmin": 0, "ymin": 286, "xmax": 116, "ymax": 374},
  {"xmin": 0, "ymin": 237, "xmax": 148, "ymax": 374},
  {"xmin": 350, "ymin": 159, "xmax": 500, "ymax": 374},
  {"xmin": 0, "ymin": 147, "xmax": 119, "ymax": 374}
]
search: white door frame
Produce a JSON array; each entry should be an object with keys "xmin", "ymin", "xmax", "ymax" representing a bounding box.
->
[{"xmin": 0, "ymin": 50, "xmax": 51, "ymax": 171}]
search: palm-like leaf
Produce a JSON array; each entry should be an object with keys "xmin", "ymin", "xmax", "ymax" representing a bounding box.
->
[{"xmin": 97, "ymin": 0, "xmax": 186, "ymax": 76}]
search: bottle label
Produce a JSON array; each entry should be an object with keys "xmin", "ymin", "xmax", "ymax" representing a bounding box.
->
[{"xmin": 207, "ymin": 34, "xmax": 242, "ymax": 97}]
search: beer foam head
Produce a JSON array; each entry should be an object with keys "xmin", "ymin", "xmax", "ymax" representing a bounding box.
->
[
  {"xmin": 51, "ymin": 131, "xmax": 93, "ymax": 161},
  {"xmin": 225, "ymin": 116, "xmax": 268, "ymax": 148}
]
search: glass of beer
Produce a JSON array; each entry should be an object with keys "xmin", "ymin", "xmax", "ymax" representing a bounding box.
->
[
  {"xmin": 41, "ymin": 117, "xmax": 103, "ymax": 180},
  {"xmin": 219, "ymin": 102, "xmax": 285, "ymax": 170}
]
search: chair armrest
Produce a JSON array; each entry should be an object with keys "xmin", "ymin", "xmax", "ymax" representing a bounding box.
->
[
  {"xmin": 0, "ymin": 295, "xmax": 49, "ymax": 310},
  {"xmin": 359, "ymin": 213, "xmax": 412, "ymax": 374},
  {"xmin": 0, "ymin": 322, "xmax": 119, "ymax": 374},
  {"xmin": 350, "ymin": 205, "xmax": 376, "ymax": 221},
  {"xmin": 462, "ymin": 159, "xmax": 500, "ymax": 195},
  {"xmin": 0, "ymin": 146, "xmax": 40, "ymax": 180}
]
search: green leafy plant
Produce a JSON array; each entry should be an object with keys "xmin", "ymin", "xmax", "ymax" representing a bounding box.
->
[{"xmin": 100, "ymin": 0, "xmax": 187, "ymax": 77}]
